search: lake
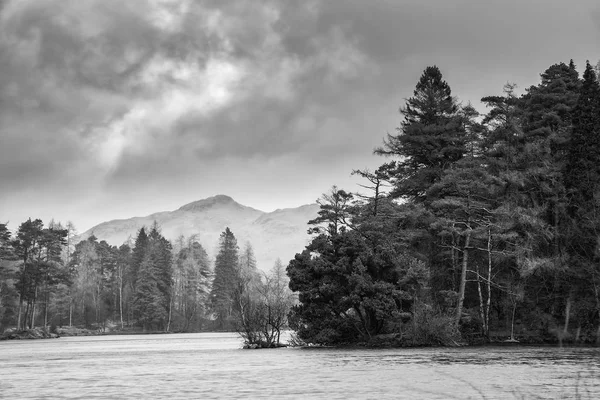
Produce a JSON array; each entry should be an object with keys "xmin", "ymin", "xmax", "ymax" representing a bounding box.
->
[{"xmin": 0, "ymin": 333, "xmax": 599, "ymax": 399}]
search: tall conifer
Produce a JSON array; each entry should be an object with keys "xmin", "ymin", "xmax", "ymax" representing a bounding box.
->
[
  {"xmin": 565, "ymin": 62, "xmax": 600, "ymax": 261},
  {"xmin": 210, "ymin": 227, "xmax": 239, "ymax": 328},
  {"xmin": 376, "ymin": 66, "xmax": 468, "ymax": 201}
]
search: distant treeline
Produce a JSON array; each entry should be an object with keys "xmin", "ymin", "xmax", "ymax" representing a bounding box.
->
[
  {"xmin": 286, "ymin": 61, "xmax": 600, "ymax": 346},
  {"xmin": 0, "ymin": 221, "xmax": 293, "ymax": 345}
]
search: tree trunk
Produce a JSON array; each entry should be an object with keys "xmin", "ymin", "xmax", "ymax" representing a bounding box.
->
[
  {"xmin": 24, "ymin": 302, "xmax": 30, "ymax": 329},
  {"xmin": 510, "ymin": 301, "xmax": 517, "ymax": 341},
  {"xmin": 119, "ymin": 275, "xmax": 124, "ymax": 330},
  {"xmin": 563, "ymin": 296, "xmax": 571, "ymax": 337},
  {"xmin": 594, "ymin": 280, "xmax": 600, "ymax": 343},
  {"xmin": 43, "ymin": 270, "xmax": 49, "ymax": 329},
  {"xmin": 485, "ymin": 227, "xmax": 492, "ymax": 337},
  {"xmin": 456, "ymin": 230, "xmax": 471, "ymax": 325},
  {"xmin": 44, "ymin": 288, "xmax": 49, "ymax": 328},
  {"xmin": 476, "ymin": 263, "xmax": 485, "ymax": 334},
  {"xmin": 166, "ymin": 297, "xmax": 172, "ymax": 332},
  {"xmin": 95, "ymin": 284, "xmax": 100, "ymax": 328},
  {"xmin": 451, "ymin": 229, "xmax": 458, "ymax": 292},
  {"xmin": 31, "ymin": 286, "xmax": 38, "ymax": 329},
  {"xmin": 17, "ymin": 297, "xmax": 23, "ymax": 331}
]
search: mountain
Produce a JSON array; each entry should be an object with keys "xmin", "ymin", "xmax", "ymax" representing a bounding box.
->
[{"xmin": 76, "ymin": 195, "xmax": 319, "ymax": 270}]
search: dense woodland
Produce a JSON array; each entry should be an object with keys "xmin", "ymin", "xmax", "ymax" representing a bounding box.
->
[
  {"xmin": 0, "ymin": 220, "xmax": 293, "ymax": 346},
  {"xmin": 2, "ymin": 60, "xmax": 600, "ymax": 347},
  {"xmin": 287, "ymin": 60, "xmax": 600, "ymax": 346}
]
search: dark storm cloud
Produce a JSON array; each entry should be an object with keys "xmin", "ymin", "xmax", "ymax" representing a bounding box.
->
[
  {"xmin": 314, "ymin": 0, "xmax": 600, "ymax": 94},
  {"xmin": 1, "ymin": 0, "xmax": 599, "ymax": 230}
]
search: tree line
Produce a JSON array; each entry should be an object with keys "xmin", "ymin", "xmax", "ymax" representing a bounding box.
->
[
  {"xmin": 287, "ymin": 61, "xmax": 600, "ymax": 346},
  {"xmin": 0, "ymin": 221, "xmax": 293, "ymax": 345}
]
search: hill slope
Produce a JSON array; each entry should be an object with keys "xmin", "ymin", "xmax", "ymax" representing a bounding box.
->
[{"xmin": 77, "ymin": 195, "xmax": 319, "ymax": 270}]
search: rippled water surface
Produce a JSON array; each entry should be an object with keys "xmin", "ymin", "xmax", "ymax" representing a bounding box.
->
[{"xmin": 1, "ymin": 333, "xmax": 599, "ymax": 399}]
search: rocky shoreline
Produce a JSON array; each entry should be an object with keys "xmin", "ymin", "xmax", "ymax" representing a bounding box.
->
[
  {"xmin": 1, "ymin": 328, "xmax": 60, "ymax": 340},
  {"xmin": 0, "ymin": 326, "xmax": 111, "ymax": 340},
  {"xmin": 0, "ymin": 326, "xmax": 184, "ymax": 341}
]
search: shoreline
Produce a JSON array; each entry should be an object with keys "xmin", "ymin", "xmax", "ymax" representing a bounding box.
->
[
  {"xmin": 0, "ymin": 327, "xmax": 179, "ymax": 341},
  {"xmin": 2, "ymin": 327, "xmax": 598, "ymax": 348}
]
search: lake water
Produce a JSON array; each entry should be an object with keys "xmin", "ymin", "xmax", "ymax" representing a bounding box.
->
[{"xmin": 0, "ymin": 333, "xmax": 599, "ymax": 399}]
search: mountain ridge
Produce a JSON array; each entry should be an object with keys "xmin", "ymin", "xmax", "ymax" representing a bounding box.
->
[{"xmin": 77, "ymin": 195, "xmax": 319, "ymax": 270}]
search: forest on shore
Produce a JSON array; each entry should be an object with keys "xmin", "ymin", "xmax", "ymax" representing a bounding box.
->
[
  {"xmin": 2, "ymin": 59, "xmax": 600, "ymax": 347},
  {"xmin": 286, "ymin": 60, "xmax": 600, "ymax": 346},
  {"xmin": 0, "ymin": 221, "xmax": 294, "ymax": 347}
]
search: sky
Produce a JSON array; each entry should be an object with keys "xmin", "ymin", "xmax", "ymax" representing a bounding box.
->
[{"xmin": 1, "ymin": 0, "xmax": 599, "ymax": 233}]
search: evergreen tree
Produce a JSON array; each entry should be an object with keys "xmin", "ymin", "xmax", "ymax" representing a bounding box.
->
[
  {"xmin": 288, "ymin": 189, "xmax": 434, "ymax": 345},
  {"xmin": 287, "ymin": 60, "xmax": 600, "ymax": 345},
  {"xmin": 428, "ymin": 155, "xmax": 502, "ymax": 326},
  {"xmin": 521, "ymin": 62, "xmax": 580, "ymax": 146},
  {"xmin": 130, "ymin": 228, "xmax": 148, "ymax": 290},
  {"xmin": 134, "ymin": 250, "xmax": 167, "ymax": 331},
  {"xmin": 518, "ymin": 61, "xmax": 580, "ymax": 237},
  {"xmin": 210, "ymin": 227, "xmax": 239, "ymax": 329},
  {"xmin": 308, "ymin": 186, "xmax": 355, "ymax": 236},
  {"xmin": 132, "ymin": 223, "xmax": 173, "ymax": 331},
  {"xmin": 565, "ymin": 61, "xmax": 600, "ymax": 205},
  {"xmin": 375, "ymin": 66, "xmax": 469, "ymax": 201},
  {"xmin": 148, "ymin": 224, "xmax": 173, "ymax": 321},
  {"xmin": 0, "ymin": 223, "xmax": 15, "ymax": 261},
  {"xmin": 0, "ymin": 223, "xmax": 16, "ymax": 332},
  {"xmin": 500, "ymin": 62, "xmax": 583, "ymax": 335},
  {"xmin": 12, "ymin": 219, "xmax": 68, "ymax": 330},
  {"xmin": 563, "ymin": 62, "xmax": 600, "ymax": 329}
]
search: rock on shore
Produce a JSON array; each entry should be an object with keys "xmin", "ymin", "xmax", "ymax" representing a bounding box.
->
[{"xmin": 0, "ymin": 328, "xmax": 60, "ymax": 340}]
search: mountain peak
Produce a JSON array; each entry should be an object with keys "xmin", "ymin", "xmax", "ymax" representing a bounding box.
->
[
  {"xmin": 177, "ymin": 195, "xmax": 242, "ymax": 212},
  {"xmin": 77, "ymin": 197, "xmax": 318, "ymax": 271}
]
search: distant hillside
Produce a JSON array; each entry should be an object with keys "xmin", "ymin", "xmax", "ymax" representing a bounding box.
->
[{"xmin": 76, "ymin": 195, "xmax": 319, "ymax": 270}]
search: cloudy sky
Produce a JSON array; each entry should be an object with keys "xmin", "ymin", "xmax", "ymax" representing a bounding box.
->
[{"xmin": 1, "ymin": 0, "xmax": 599, "ymax": 233}]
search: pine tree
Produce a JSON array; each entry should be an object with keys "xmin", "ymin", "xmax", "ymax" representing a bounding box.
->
[
  {"xmin": 210, "ymin": 227, "xmax": 239, "ymax": 328},
  {"xmin": 0, "ymin": 223, "xmax": 14, "ymax": 261},
  {"xmin": 130, "ymin": 228, "xmax": 148, "ymax": 290},
  {"xmin": 564, "ymin": 61, "xmax": 600, "ymax": 264},
  {"xmin": 12, "ymin": 219, "xmax": 45, "ymax": 330},
  {"xmin": 565, "ymin": 62, "xmax": 600, "ymax": 205},
  {"xmin": 376, "ymin": 66, "xmax": 468, "ymax": 201},
  {"xmin": 132, "ymin": 223, "xmax": 173, "ymax": 331},
  {"xmin": 148, "ymin": 224, "xmax": 173, "ymax": 316},
  {"xmin": 518, "ymin": 62, "xmax": 580, "ymax": 237},
  {"xmin": 134, "ymin": 250, "xmax": 167, "ymax": 331},
  {"xmin": 511, "ymin": 62, "xmax": 583, "ymax": 328}
]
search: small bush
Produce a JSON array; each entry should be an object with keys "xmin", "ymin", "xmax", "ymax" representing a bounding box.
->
[{"xmin": 404, "ymin": 303, "xmax": 462, "ymax": 346}]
